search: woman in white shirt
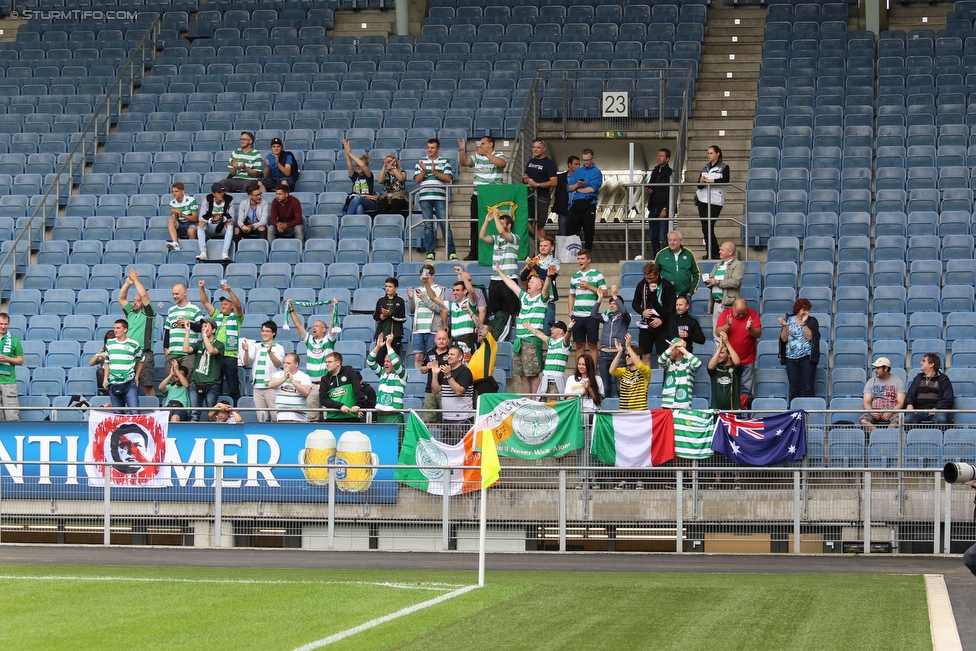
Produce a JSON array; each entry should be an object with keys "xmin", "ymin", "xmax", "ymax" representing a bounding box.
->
[{"xmin": 565, "ymin": 354, "xmax": 604, "ymax": 412}]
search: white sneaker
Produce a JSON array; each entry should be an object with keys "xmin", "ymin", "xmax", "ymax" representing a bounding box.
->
[
  {"xmin": 221, "ymin": 252, "xmax": 230, "ymax": 260},
  {"xmin": 613, "ymin": 481, "xmax": 627, "ymax": 491},
  {"xmin": 635, "ymin": 482, "xmax": 645, "ymax": 490},
  {"xmin": 166, "ymin": 241, "xmax": 180, "ymax": 251},
  {"xmin": 196, "ymin": 251, "xmax": 207, "ymax": 260}
]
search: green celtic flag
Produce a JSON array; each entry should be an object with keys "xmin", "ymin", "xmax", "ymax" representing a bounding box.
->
[
  {"xmin": 476, "ymin": 393, "xmax": 583, "ymax": 459},
  {"xmin": 476, "ymin": 184, "xmax": 530, "ymax": 266}
]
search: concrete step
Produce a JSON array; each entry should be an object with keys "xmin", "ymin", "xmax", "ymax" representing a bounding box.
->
[
  {"xmin": 697, "ymin": 72, "xmax": 760, "ymax": 83},
  {"xmin": 701, "ymin": 52, "xmax": 762, "ymax": 65},
  {"xmin": 0, "ymin": 17, "xmax": 24, "ymax": 42}
]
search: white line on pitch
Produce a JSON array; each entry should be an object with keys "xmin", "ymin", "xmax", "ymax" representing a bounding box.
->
[
  {"xmin": 292, "ymin": 584, "xmax": 482, "ymax": 651},
  {"xmin": 924, "ymin": 574, "xmax": 963, "ymax": 651},
  {"xmin": 0, "ymin": 575, "xmax": 463, "ymax": 591}
]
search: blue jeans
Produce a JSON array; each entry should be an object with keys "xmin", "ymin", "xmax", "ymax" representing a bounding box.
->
[
  {"xmin": 412, "ymin": 332, "xmax": 435, "ymax": 359},
  {"xmin": 421, "ymin": 199, "xmax": 455, "ymax": 255},
  {"xmin": 543, "ymin": 302, "xmax": 556, "ymax": 336},
  {"xmin": 904, "ymin": 411, "xmax": 953, "ymax": 426},
  {"xmin": 190, "ymin": 384, "xmax": 219, "ymax": 422},
  {"xmin": 108, "ymin": 380, "xmax": 138, "ymax": 414},
  {"xmin": 647, "ymin": 210, "xmax": 666, "ymax": 257},
  {"xmin": 598, "ymin": 351, "xmax": 619, "ymax": 399},
  {"xmin": 785, "ymin": 356, "xmax": 816, "ymax": 402},
  {"xmin": 347, "ymin": 195, "xmax": 376, "ymax": 215}
]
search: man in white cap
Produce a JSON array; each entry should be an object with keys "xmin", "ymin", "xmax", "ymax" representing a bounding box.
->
[{"xmin": 860, "ymin": 357, "xmax": 906, "ymax": 431}]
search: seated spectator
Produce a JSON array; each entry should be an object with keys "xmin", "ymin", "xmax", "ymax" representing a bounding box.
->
[
  {"xmin": 223, "ymin": 131, "xmax": 265, "ymax": 193},
  {"xmin": 342, "ymin": 139, "xmax": 376, "ymax": 215},
  {"xmin": 268, "ymin": 185, "xmax": 304, "ymax": 242},
  {"xmin": 376, "ymin": 155, "xmax": 408, "ymax": 217},
  {"xmin": 659, "ymin": 337, "xmax": 701, "ymax": 409},
  {"xmin": 196, "ymin": 182, "xmax": 235, "ymax": 261},
  {"xmin": 158, "ymin": 359, "xmax": 190, "ymax": 422},
  {"xmin": 860, "ymin": 357, "xmax": 906, "ymax": 431},
  {"xmin": 708, "ymin": 331, "xmax": 741, "ymax": 411},
  {"xmin": 778, "ymin": 298, "xmax": 821, "ymax": 402},
  {"xmin": 673, "ymin": 296, "xmax": 705, "ymax": 353},
  {"xmin": 166, "ymin": 181, "xmax": 199, "ymax": 252},
  {"xmin": 262, "ymin": 137, "xmax": 297, "ymax": 192},
  {"xmin": 610, "ymin": 333, "xmax": 650, "ymax": 411},
  {"xmin": 234, "ymin": 183, "xmax": 269, "ymax": 241},
  {"xmin": 209, "ymin": 401, "xmax": 243, "ymax": 423},
  {"xmin": 905, "ymin": 353, "xmax": 954, "ymax": 426},
  {"xmin": 269, "ymin": 352, "xmax": 312, "ymax": 423}
]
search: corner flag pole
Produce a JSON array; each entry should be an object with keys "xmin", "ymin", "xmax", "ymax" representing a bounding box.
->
[{"xmin": 477, "ymin": 397, "xmax": 501, "ymax": 587}]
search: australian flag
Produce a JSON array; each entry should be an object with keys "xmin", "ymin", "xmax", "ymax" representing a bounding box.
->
[{"xmin": 710, "ymin": 411, "xmax": 807, "ymax": 466}]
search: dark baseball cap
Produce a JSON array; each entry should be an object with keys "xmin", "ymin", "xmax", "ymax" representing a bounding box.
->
[
  {"xmin": 270, "ymin": 137, "xmax": 283, "ymax": 146},
  {"xmin": 201, "ymin": 316, "xmax": 217, "ymax": 328},
  {"xmin": 549, "ymin": 320, "xmax": 568, "ymax": 331},
  {"xmin": 211, "ymin": 182, "xmax": 225, "ymax": 193}
]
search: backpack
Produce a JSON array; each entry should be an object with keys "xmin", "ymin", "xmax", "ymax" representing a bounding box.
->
[{"xmin": 280, "ymin": 150, "xmax": 300, "ymax": 185}]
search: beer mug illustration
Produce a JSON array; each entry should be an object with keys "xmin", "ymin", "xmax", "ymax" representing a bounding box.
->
[
  {"xmin": 334, "ymin": 431, "xmax": 379, "ymax": 493},
  {"xmin": 298, "ymin": 430, "xmax": 336, "ymax": 486}
]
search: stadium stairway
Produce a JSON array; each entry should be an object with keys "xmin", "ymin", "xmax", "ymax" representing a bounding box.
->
[{"xmin": 678, "ymin": 5, "xmax": 763, "ymax": 262}]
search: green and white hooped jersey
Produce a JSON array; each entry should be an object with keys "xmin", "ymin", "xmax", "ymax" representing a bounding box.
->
[
  {"xmin": 447, "ymin": 299, "xmax": 476, "ymax": 338},
  {"xmin": 165, "ymin": 303, "xmax": 204, "ymax": 352},
  {"xmin": 251, "ymin": 341, "xmax": 284, "ymax": 388},
  {"xmin": 367, "ymin": 349, "xmax": 406, "ymax": 411},
  {"xmin": 229, "ymin": 147, "xmax": 263, "ymax": 178},
  {"xmin": 544, "ymin": 337, "xmax": 572, "ymax": 374},
  {"xmin": 211, "ymin": 309, "xmax": 240, "ymax": 359},
  {"xmin": 414, "ymin": 156, "xmax": 452, "ymax": 201},
  {"xmin": 659, "ymin": 352, "xmax": 702, "ymax": 409},
  {"xmin": 303, "ymin": 332, "xmax": 335, "ymax": 381},
  {"xmin": 471, "ymin": 151, "xmax": 506, "ymax": 192},
  {"xmin": 491, "ymin": 233, "xmax": 520, "ymax": 280},
  {"xmin": 569, "ymin": 269, "xmax": 606, "ymax": 317},
  {"xmin": 105, "ymin": 337, "xmax": 142, "ymax": 384},
  {"xmin": 169, "ymin": 195, "xmax": 198, "ymax": 223},
  {"xmin": 413, "ymin": 283, "xmax": 443, "ymax": 334},
  {"xmin": 515, "ymin": 290, "xmax": 547, "ymax": 340},
  {"xmin": 712, "ymin": 261, "xmax": 729, "ymax": 301},
  {"xmin": 273, "ymin": 370, "xmax": 311, "ymax": 416}
]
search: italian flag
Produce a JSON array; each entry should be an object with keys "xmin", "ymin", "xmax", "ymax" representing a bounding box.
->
[
  {"xmin": 592, "ymin": 410, "xmax": 676, "ymax": 467},
  {"xmin": 394, "ymin": 411, "xmax": 482, "ymax": 495}
]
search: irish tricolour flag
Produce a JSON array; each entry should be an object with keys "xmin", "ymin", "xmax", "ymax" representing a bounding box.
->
[
  {"xmin": 592, "ymin": 410, "xmax": 677, "ymax": 467},
  {"xmin": 394, "ymin": 411, "xmax": 482, "ymax": 495}
]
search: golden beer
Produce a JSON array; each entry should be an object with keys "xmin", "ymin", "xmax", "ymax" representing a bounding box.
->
[
  {"xmin": 335, "ymin": 431, "xmax": 378, "ymax": 493},
  {"xmin": 298, "ymin": 430, "xmax": 336, "ymax": 486}
]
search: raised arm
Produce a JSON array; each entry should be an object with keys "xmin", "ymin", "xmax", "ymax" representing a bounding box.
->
[
  {"xmin": 286, "ymin": 299, "xmax": 309, "ymax": 340},
  {"xmin": 494, "ymin": 264, "xmax": 521, "ymax": 295},
  {"xmin": 198, "ymin": 279, "xmax": 215, "ymax": 315}
]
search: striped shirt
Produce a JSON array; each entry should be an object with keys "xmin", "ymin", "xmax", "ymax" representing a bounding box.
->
[
  {"xmin": 412, "ymin": 283, "xmax": 443, "ymax": 334},
  {"xmin": 105, "ymin": 337, "xmax": 142, "ymax": 384},
  {"xmin": 492, "ymin": 233, "xmax": 520, "ymax": 280},
  {"xmin": 211, "ymin": 309, "xmax": 241, "ymax": 360},
  {"xmin": 229, "ymin": 147, "xmax": 263, "ymax": 178},
  {"xmin": 471, "ymin": 151, "xmax": 506, "ymax": 193},
  {"xmin": 251, "ymin": 341, "xmax": 284, "ymax": 388},
  {"xmin": 169, "ymin": 196, "xmax": 198, "ymax": 223},
  {"xmin": 414, "ymin": 156, "xmax": 453, "ymax": 201},
  {"xmin": 273, "ymin": 370, "xmax": 311, "ymax": 422},
  {"xmin": 543, "ymin": 337, "xmax": 572, "ymax": 375},
  {"xmin": 711, "ymin": 260, "xmax": 729, "ymax": 301},
  {"xmin": 569, "ymin": 269, "xmax": 607, "ymax": 318},
  {"xmin": 612, "ymin": 363, "xmax": 652, "ymax": 411},
  {"xmin": 303, "ymin": 332, "xmax": 335, "ymax": 381},
  {"xmin": 165, "ymin": 303, "xmax": 204, "ymax": 353},
  {"xmin": 367, "ymin": 349, "xmax": 406, "ymax": 412},
  {"xmin": 446, "ymin": 299, "xmax": 476, "ymax": 338},
  {"xmin": 659, "ymin": 352, "xmax": 702, "ymax": 409},
  {"xmin": 516, "ymin": 290, "xmax": 547, "ymax": 340}
]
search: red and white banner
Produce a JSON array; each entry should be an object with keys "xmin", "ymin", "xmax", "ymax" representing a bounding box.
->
[{"xmin": 85, "ymin": 411, "xmax": 170, "ymax": 487}]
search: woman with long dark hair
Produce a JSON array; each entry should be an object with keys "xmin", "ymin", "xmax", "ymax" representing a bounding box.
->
[
  {"xmin": 565, "ymin": 354, "xmax": 604, "ymax": 411},
  {"xmin": 778, "ymin": 297, "xmax": 821, "ymax": 401},
  {"xmin": 696, "ymin": 145, "xmax": 730, "ymax": 259}
]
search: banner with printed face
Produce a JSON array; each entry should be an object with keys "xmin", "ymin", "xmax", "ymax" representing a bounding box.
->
[{"xmin": 87, "ymin": 411, "xmax": 170, "ymax": 487}]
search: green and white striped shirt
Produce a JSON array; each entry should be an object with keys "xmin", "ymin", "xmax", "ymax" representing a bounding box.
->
[
  {"xmin": 659, "ymin": 351, "xmax": 702, "ymax": 409},
  {"xmin": 211, "ymin": 309, "xmax": 241, "ymax": 360},
  {"xmin": 105, "ymin": 337, "xmax": 142, "ymax": 384},
  {"xmin": 169, "ymin": 196, "xmax": 198, "ymax": 223},
  {"xmin": 251, "ymin": 341, "xmax": 284, "ymax": 388},
  {"xmin": 516, "ymin": 290, "xmax": 547, "ymax": 340},
  {"xmin": 367, "ymin": 349, "xmax": 406, "ymax": 412},
  {"xmin": 229, "ymin": 147, "xmax": 263, "ymax": 179},
  {"xmin": 446, "ymin": 299, "xmax": 476, "ymax": 338},
  {"xmin": 303, "ymin": 332, "xmax": 335, "ymax": 381},
  {"xmin": 165, "ymin": 303, "xmax": 204, "ymax": 353},
  {"xmin": 544, "ymin": 337, "xmax": 572, "ymax": 375},
  {"xmin": 414, "ymin": 156, "xmax": 453, "ymax": 201},
  {"xmin": 273, "ymin": 370, "xmax": 311, "ymax": 422},
  {"xmin": 492, "ymin": 233, "xmax": 520, "ymax": 280},
  {"xmin": 569, "ymin": 269, "xmax": 607, "ymax": 318},
  {"xmin": 412, "ymin": 283, "xmax": 443, "ymax": 334},
  {"xmin": 711, "ymin": 260, "xmax": 729, "ymax": 301},
  {"xmin": 471, "ymin": 151, "xmax": 506, "ymax": 193}
]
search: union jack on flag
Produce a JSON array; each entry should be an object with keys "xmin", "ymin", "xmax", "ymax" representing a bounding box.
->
[
  {"xmin": 711, "ymin": 410, "xmax": 807, "ymax": 466},
  {"xmin": 717, "ymin": 414, "xmax": 766, "ymax": 439}
]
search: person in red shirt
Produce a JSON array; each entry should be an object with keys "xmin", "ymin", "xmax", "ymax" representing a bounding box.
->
[
  {"xmin": 268, "ymin": 185, "xmax": 304, "ymax": 242},
  {"xmin": 715, "ymin": 298, "xmax": 761, "ymax": 407}
]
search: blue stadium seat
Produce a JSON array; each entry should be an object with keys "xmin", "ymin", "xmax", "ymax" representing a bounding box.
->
[
  {"xmin": 867, "ymin": 429, "xmax": 900, "ymax": 468},
  {"xmin": 826, "ymin": 427, "xmax": 866, "ymax": 467}
]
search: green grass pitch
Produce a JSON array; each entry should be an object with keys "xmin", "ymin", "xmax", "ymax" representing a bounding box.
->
[{"xmin": 0, "ymin": 564, "xmax": 931, "ymax": 651}]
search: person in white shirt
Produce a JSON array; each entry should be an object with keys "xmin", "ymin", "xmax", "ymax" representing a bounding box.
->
[
  {"xmin": 269, "ymin": 353, "xmax": 312, "ymax": 423},
  {"xmin": 241, "ymin": 320, "xmax": 284, "ymax": 422}
]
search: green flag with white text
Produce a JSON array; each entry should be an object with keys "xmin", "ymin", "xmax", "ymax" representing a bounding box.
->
[
  {"xmin": 476, "ymin": 184, "xmax": 530, "ymax": 266},
  {"xmin": 475, "ymin": 393, "xmax": 583, "ymax": 459}
]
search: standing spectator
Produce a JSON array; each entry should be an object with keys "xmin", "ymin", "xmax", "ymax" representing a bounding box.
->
[
  {"xmin": 480, "ymin": 208, "xmax": 521, "ymax": 335},
  {"xmin": 408, "ymin": 265, "xmax": 447, "ymax": 369},
  {"xmin": 520, "ymin": 236, "xmax": 560, "ymax": 333},
  {"xmin": 778, "ymin": 298, "xmax": 821, "ymax": 402},
  {"xmin": 460, "ymin": 135, "xmax": 507, "ymax": 260},
  {"xmin": 268, "ymin": 185, "xmax": 304, "ymax": 243},
  {"xmin": 609, "ymin": 333, "xmax": 650, "ymax": 411},
  {"xmin": 860, "ymin": 358, "xmax": 907, "ymax": 431},
  {"xmin": 0, "ymin": 312, "xmax": 23, "ymax": 421},
  {"xmin": 566, "ymin": 355, "xmax": 604, "ymax": 412},
  {"xmin": 320, "ymin": 351, "xmax": 367, "ymax": 422},
  {"xmin": 659, "ymin": 337, "xmax": 702, "ymax": 410},
  {"xmin": 241, "ymin": 320, "xmax": 283, "ymax": 423},
  {"xmin": 419, "ymin": 271, "xmax": 478, "ymax": 354},
  {"xmin": 104, "ymin": 319, "xmax": 143, "ymax": 414},
  {"xmin": 414, "ymin": 138, "xmax": 456, "ymax": 261},
  {"xmin": 593, "ymin": 284, "xmax": 631, "ymax": 400},
  {"xmin": 566, "ymin": 149, "xmax": 603, "ymax": 252},
  {"xmin": 420, "ymin": 329, "xmax": 450, "ymax": 425},
  {"xmin": 696, "ymin": 145, "xmax": 730, "ymax": 259},
  {"xmin": 165, "ymin": 181, "xmax": 199, "ymax": 252},
  {"xmin": 118, "ymin": 269, "xmax": 156, "ymax": 397},
  {"xmin": 182, "ymin": 317, "xmax": 224, "ymax": 422},
  {"xmin": 553, "ymin": 156, "xmax": 579, "ymax": 237},
  {"xmin": 431, "ymin": 345, "xmax": 475, "ymax": 445},
  {"xmin": 568, "ymin": 249, "xmax": 607, "ymax": 365},
  {"xmin": 708, "ymin": 331, "xmax": 742, "ymax": 411},
  {"xmin": 377, "ymin": 155, "xmax": 408, "ymax": 217},
  {"xmin": 197, "ymin": 280, "xmax": 244, "ymax": 407},
  {"xmin": 373, "ymin": 277, "xmax": 407, "ymax": 359},
  {"xmin": 522, "ymin": 319, "xmax": 573, "ymax": 397},
  {"xmin": 703, "ymin": 241, "xmax": 743, "ymax": 344},
  {"xmin": 195, "ymin": 182, "xmax": 235, "ymax": 261},
  {"xmin": 234, "ymin": 183, "xmax": 270, "ymax": 241},
  {"xmin": 163, "ymin": 283, "xmax": 203, "ymax": 377},
  {"xmin": 223, "ymin": 131, "xmax": 265, "ymax": 193},
  {"xmin": 654, "ymin": 231, "xmax": 701, "ymax": 301},
  {"xmin": 645, "ymin": 148, "xmax": 673, "ymax": 257},
  {"xmin": 905, "ymin": 353, "xmax": 954, "ymax": 426},
  {"xmin": 632, "ymin": 261, "xmax": 677, "ymax": 365},
  {"xmin": 262, "ymin": 137, "xmax": 296, "ymax": 192},
  {"xmin": 286, "ymin": 298, "xmax": 339, "ymax": 422},
  {"xmin": 496, "ymin": 262, "xmax": 552, "ymax": 394},
  {"xmin": 158, "ymin": 360, "xmax": 189, "ymax": 422},
  {"xmin": 367, "ymin": 333, "xmax": 407, "ymax": 424},
  {"xmin": 342, "ymin": 139, "xmax": 376, "ymax": 215},
  {"xmin": 673, "ymin": 296, "xmax": 706, "ymax": 353},
  {"xmin": 269, "ymin": 352, "xmax": 312, "ymax": 423},
  {"xmin": 715, "ymin": 299, "xmax": 762, "ymax": 408},
  {"xmin": 522, "ymin": 138, "xmax": 558, "ymax": 244}
]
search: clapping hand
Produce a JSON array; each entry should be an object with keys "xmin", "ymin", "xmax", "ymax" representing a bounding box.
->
[{"xmin": 385, "ymin": 333, "xmax": 394, "ymax": 348}]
